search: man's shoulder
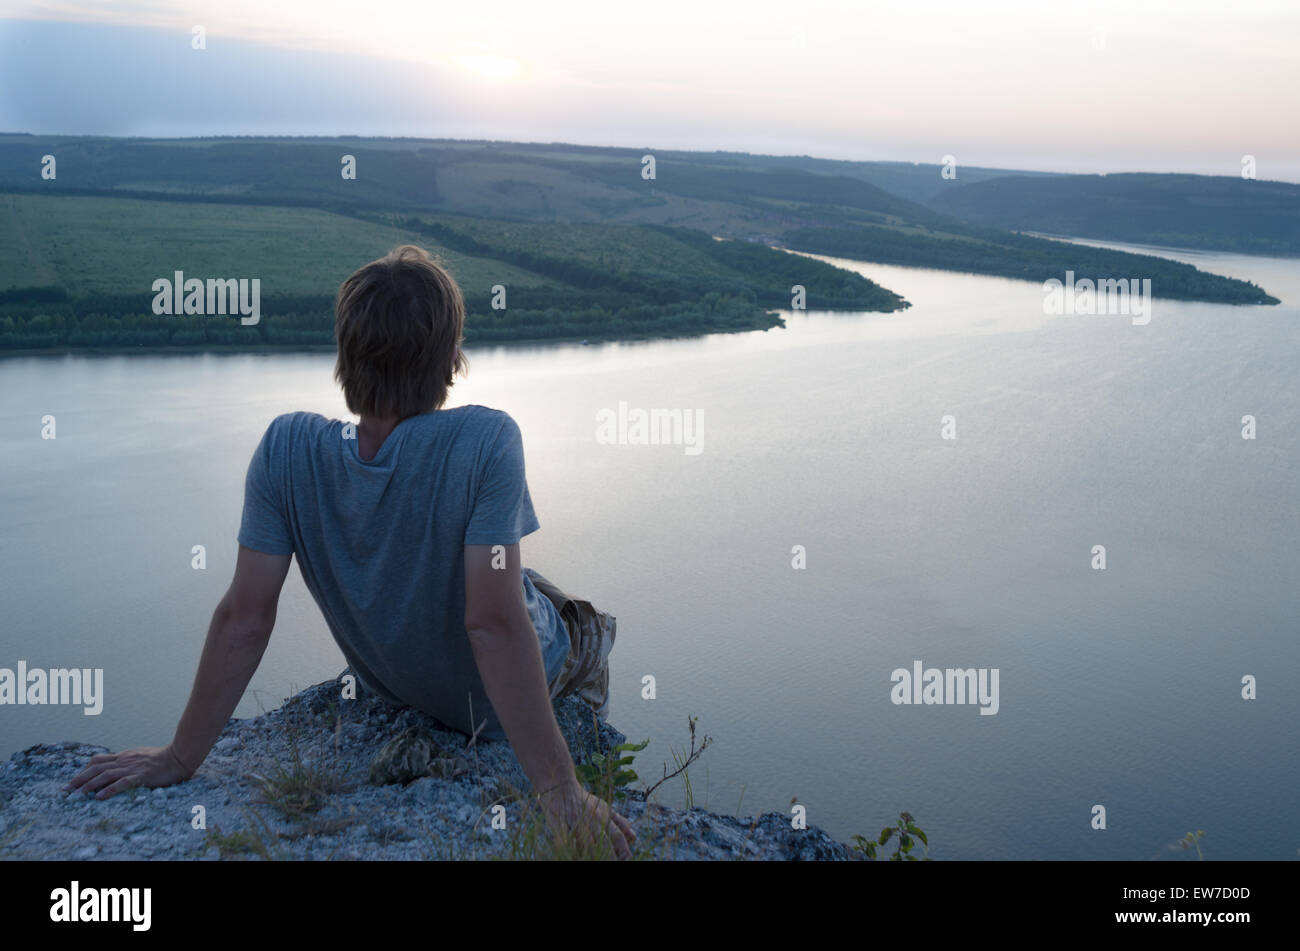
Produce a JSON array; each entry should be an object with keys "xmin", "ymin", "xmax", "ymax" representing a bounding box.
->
[
  {"xmin": 447, "ymin": 403, "xmax": 509, "ymax": 421},
  {"xmin": 262, "ymin": 407, "xmax": 332, "ymax": 439},
  {"xmin": 258, "ymin": 411, "xmax": 334, "ymax": 454},
  {"xmin": 441, "ymin": 404, "xmax": 519, "ymax": 443}
]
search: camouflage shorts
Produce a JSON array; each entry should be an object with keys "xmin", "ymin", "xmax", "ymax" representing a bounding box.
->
[{"xmin": 525, "ymin": 567, "xmax": 616, "ymax": 719}]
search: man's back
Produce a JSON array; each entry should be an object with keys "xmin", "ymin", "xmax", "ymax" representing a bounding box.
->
[
  {"xmin": 237, "ymin": 404, "xmax": 571, "ymax": 737},
  {"xmin": 69, "ymin": 246, "xmax": 635, "ymax": 857}
]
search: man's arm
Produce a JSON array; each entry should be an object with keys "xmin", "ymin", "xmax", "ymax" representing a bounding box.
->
[
  {"xmin": 464, "ymin": 543, "xmax": 636, "ymax": 858},
  {"xmin": 64, "ymin": 546, "xmax": 291, "ymax": 799}
]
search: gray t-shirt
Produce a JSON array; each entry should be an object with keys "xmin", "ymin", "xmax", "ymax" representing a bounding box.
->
[{"xmin": 237, "ymin": 405, "xmax": 570, "ymax": 739}]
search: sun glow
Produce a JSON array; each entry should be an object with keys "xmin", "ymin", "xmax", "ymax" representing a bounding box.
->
[{"xmin": 452, "ymin": 54, "xmax": 521, "ymax": 82}]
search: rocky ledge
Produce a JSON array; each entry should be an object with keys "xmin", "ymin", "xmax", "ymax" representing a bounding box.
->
[{"xmin": 0, "ymin": 673, "xmax": 857, "ymax": 860}]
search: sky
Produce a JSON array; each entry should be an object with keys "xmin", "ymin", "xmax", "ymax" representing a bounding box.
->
[{"xmin": 1, "ymin": 0, "xmax": 1298, "ymax": 180}]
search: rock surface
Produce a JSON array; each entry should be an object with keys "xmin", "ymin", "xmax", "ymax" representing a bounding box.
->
[{"xmin": 0, "ymin": 673, "xmax": 859, "ymax": 861}]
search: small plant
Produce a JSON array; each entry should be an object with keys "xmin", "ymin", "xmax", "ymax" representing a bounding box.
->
[
  {"xmin": 203, "ymin": 797, "xmax": 291, "ymax": 861},
  {"xmin": 0, "ymin": 820, "xmax": 32, "ymax": 857},
  {"xmin": 576, "ymin": 738, "xmax": 649, "ymax": 805},
  {"xmin": 577, "ymin": 715, "xmax": 714, "ymax": 808},
  {"xmin": 1180, "ymin": 829, "xmax": 1206, "ymax": 860},
  {"xmin": 495, "ymin": 794, "xmax": 662, "ymax": 861},
  {"xmin": 852, "ymin": 811, "xmax": 931, "ymax": 861},
  {"xmin": 668, "ymin": 743, "xmax": 698, "ymax": 808},
  {"xmin": 251, "ymin": 759, "xmax": 347, "ymax": 817},
  {"xmin": 250, "ymin": 730, "xmax": 348, "ymax": 818},
  {"xmin": 644, "ymin": 715, "xmax": 712, "ymax": 801},
  {"xmin": 205, "ymin": 824, "xmax": 274, "ymax": 860}
]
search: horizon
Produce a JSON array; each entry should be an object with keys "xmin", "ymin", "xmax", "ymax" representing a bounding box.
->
[
  {"xmin": 2, "ymin": 1, "xmax": 1298, "ymax": 182},
  {"xmin": 2, "ymin": 130, "xmax": 1296, "ymax": 188}
]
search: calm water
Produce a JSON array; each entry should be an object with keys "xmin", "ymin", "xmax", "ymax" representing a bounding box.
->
[{"xmin": 2, "ymin": 242, "xmax": 1297, "ymax": 859}]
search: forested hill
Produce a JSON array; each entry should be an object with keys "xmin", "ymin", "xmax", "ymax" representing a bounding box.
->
[
  {"xmin": 0, "ymin": 135, "xmax": 1282, "ymax": 352},
  {"xmin": 0, "ymin": 194, "xmax": 908, "ymax": 351},
  {"xmin": 928, "ymin": 173, "xmax": 1300, "ymax": 256}
]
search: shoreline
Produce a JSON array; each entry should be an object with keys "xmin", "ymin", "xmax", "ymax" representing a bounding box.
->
[{"xmin": 0, "ymin": 321, "xmax": 792, "ymax": 360}]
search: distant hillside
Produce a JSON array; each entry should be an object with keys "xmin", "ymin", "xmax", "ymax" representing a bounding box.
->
[
  {"xmin": 0, "ymin": 135, "xmax": 1282, "ymax": 353},
  {"xmin": 928, "ymin": 173, "xmax": 1300, "ymax": 256},
  {"xmin": 0, "ymin": 133, "xmax": 1054, "ymax": 214},
  {"xmin": 0, "ymin": 135, "xmax": 942, "ymax": 235},
  {"xmin": 681, "ymin": 151, "xmax": 1061, "ymax": 205}
]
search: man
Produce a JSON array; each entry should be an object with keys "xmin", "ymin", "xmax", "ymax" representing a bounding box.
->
[{"xmin": 65, "ymin": 245, "xmax": 635, "ymax": 859}]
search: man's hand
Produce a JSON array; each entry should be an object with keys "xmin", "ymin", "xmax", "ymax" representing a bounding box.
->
[
  {"xmin": 464, "ymin": 543, "xmax": 637, "ymax": 859},
  {"xmin": 540, "ymin": 780, "xmax": 639, "ymax": 860},
  {"xmin": 62, "ymin": 745, "xmax": 193, "ymax": 800},
  {"xmin": 63, "ymin": 546, "xmax": 290, "ymax": 803}
]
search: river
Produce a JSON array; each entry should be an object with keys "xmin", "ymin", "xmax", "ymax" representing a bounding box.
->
[{"xmin": 2, "ymin": 240, "xmax": 1296, "ymax": 859}]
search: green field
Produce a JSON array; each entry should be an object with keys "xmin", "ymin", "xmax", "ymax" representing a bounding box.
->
[
  {"xmin": 0, "ymin": 191, "xmax": 908, "ymax": 351},
  {"xmin": 0, "ymin": 194, "xmax": 550, "ymax": 298}
]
